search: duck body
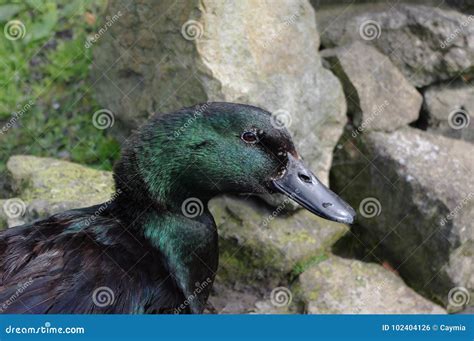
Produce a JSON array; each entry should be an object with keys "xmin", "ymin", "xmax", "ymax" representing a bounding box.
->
[
  {"xmin": 0, "ymin": 201, "xmax": 217, "ymax": 314},
  {"xmin": 0, "ymin": 102, "xmax": 355, "ymax": 314}
]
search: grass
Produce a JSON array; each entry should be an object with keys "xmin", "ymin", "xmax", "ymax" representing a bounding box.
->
[{"xmin": 0, "ymin": 0, "xmax": 119, "ymax": 174}]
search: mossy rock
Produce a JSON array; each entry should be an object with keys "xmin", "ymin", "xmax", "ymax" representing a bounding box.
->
[
  {"xmin": 3, "ymin": 155, "xmax": 115, "ymax": 225},
  {"xmin": 0, "ymin": 200, "xmax": 8, "ymax": 230},
  {"xmin": 209, "ymin": 195, "xmax": 349, "ymax": 287},
  {"xmin": 7, "ymin": 155, "xmax": 114, "ymax": 207},
  {"xmin": 293, "ymin": 256, "xmax": 447, "ymax": 314},
  {"xmin": 331, "ymin": 127, "xmax": 474, "ymax": 310}
]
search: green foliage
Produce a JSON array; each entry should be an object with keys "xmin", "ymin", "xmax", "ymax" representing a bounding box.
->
[{"xmin": 0, "ymin": 0, "xmax": 119, "ymax": 172}]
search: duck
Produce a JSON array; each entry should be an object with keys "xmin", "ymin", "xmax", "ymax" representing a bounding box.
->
[{"xmin": 0, "ymin": 102, "xmax": 355, "ymax": 314}]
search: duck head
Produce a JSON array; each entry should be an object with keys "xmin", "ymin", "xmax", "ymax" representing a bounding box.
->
[{"xmin": 115, "ymin": 102, "xmax": 355, "ymax": 224}]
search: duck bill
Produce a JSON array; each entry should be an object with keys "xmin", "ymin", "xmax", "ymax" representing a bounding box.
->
[{"xmin": 272, "ymin": 154, "xmax": 356, "ymax": 224}]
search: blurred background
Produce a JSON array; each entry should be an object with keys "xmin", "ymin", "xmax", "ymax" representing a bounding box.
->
[{"xmin": 0, "ymin": 0, "xmax": 472, "ymax": 314}]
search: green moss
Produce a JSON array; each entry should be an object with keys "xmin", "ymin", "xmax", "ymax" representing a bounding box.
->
[
  {"xmin": 280, "ymin": 230, "xmax": 316, "ymax": 245},
  {"xmin": 218, "ymin": 250, "xmax": 253, "ymax": 282},
  {"xmin": 217, "ymin": 236, "xmax": 284, "ymax": 285},
  {"xmin": 24, "ymin": 166, "xmax": 113, "ymax": 202},
  {"xmin": 307, "ymin": 287, "xmax": 321, "ymax": 301},
  {"xmin": 290, "ymin": 253, "xmax": 328, "ymax": 281}
]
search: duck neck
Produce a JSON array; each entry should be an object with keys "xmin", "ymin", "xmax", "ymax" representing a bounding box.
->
[
  {"xmin": 109, "ymin": 135, "xmax": 218, "ymax": 313},
  {"xmin": 112, "ymin": 127, "xmax": 216, "ymax": 216},
  {"xmin": 140, "ymin": 207, "xmax": 218, "ymax": 313}
]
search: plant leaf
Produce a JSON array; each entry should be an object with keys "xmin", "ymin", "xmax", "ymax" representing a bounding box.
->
[
  {"xmin": 0, "ymin": 4, "xmax": 24, "ymax": 22},
  {"xmin": 29, "ymin": 3, "xmax": 58, "ymax": 42}
]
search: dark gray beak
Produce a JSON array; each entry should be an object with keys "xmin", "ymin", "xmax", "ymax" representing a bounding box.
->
[{"xmin": 272, "ymin": 154, "xmax": 356, "ymax": 224}]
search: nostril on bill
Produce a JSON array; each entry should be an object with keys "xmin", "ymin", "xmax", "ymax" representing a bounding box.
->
[
  {"xmin": 322, "ymin": 202, "xmax": 333, "ymax": 208},
  {"xmin": 298, "ymin": 172, "xmax": 312, "ymax": 183}
]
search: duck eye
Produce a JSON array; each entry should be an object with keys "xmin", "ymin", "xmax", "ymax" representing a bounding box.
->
[{"xmin": 241, "ymin": 131, "xmax": 259, "ymax": 144}]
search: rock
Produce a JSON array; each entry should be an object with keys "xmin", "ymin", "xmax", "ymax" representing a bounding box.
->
[
  {"xmin": 330, "ymin": 127, "xmax": 474, "ymax": 311},
  {"xmin": 4, "ymin": 155, "xmax": 115, "ymax": 225},
  {"xmin": 0, "ymin": 171, "xmax": 13, "ymax": 199},
  {"xmin": 92, "ymin": 0, "xmax": 347, "ymax": 184},
  {"xmin": 0, "ymin": 200, "xmax": 9, "ymax": 230},
  {"xmin": 446, "ymin": 0, "xmax": 474, "ymax": 14},
  {"xmin": 318, "ymin": 4, "xmax": 474, "ymax": 87},
  {"xmin": 7, "ymin": 155, "xmax": 115, "ymax": 208},
  {"xmin": 26, "ymin": 199, "xmax": 83, "ymax": 222},
  {"xmin": 208, "ymin": 282, "xmax": 260, "ymax": 314},
  {"xmin": 1, "ymin": 198, "xmax": 28, "ymax": 229},
  {"xmin": 294, "ymin": 256, "xmax": 446, "ymax": 313},
  {"xmin": 312, "ymin": 0, "xmax": 443, "ymax": 8},
  {"xmin": 208, "ymin": 282, "xmax": 295, "ymax": 314},
  {"xmin": 423, "ymin": 82, "xmax": 474, "ymax": 143},
  {"xmin": 322, "ymin": 42, "xmax": 422, "ymax": 132},
  {"xmin": 209, "ymin": 194, "xmax": 346, "ymax": 314},
  {"xmin": 251, "ymin": 299, "xmax": 292, "ymax": 314},
  {"xmin": 209, "ymin": 195, "xmax": 348, "ymax": 288}
]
